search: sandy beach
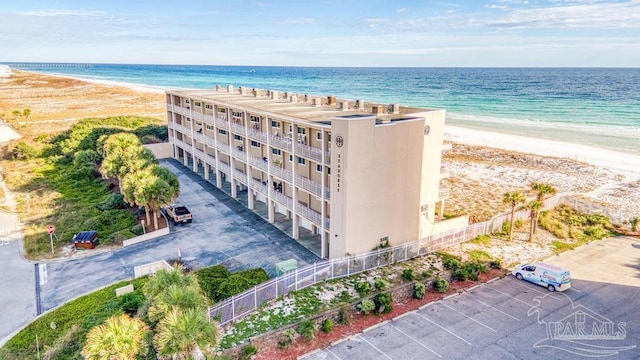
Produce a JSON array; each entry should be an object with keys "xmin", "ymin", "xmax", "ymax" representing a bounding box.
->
[{"xmin": 1, "ymin": 69, "xmax": 638, "ymax": 267}]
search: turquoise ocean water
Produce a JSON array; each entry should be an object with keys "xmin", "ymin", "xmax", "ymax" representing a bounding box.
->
[{"xmin": 6, "ymin": 63, "xmax": 640, "ymax": 155}]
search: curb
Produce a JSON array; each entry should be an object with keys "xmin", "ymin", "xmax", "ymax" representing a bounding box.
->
[
  {"xmin": 392, "ymin": 310, "xmax": 416, "ymax": 321},
  {"xmin": 298, "ymin": 348, "xmax": 321, "ymax": 359},
  {"xmin": 487, "ymin": 276, "xmax": 500, "ymax": 284},
  {"xmin": 330, "ymin": 335, "xmax": 354, "ymax": 346},
  {"xmin": 419, "ymin": 302, "xmax": 435, "ymax": 310},
  {"xmin": 443, "ymin": 293, "xmax": 459, "ymax": 300},
  {"xmin": 363, "ymin": 320, "xmax": 389, "ymax": 333}
]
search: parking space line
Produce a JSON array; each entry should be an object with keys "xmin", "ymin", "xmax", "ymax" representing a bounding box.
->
[
  {"xmin": 473, "ymin": 298, "xmax": 520, "ymax": 321},
  {"xmin": 326, "ymin": 348, "xmax": 342, "ymax": 360},
  {"xmin": 357, "ymin": 335, "xmax": 394, "ymax": 360},
  {"xmin": 485, "ymin": 286, "xmax": 534, "ymax": 307},
  {"xmin": 388, "ymin": 322, "xmax": 442, "ymax": 358},
  {"xmin": 439, "ymin": 302, "xmax": 497, "ymax": 332},
  {"xmin": 414, "ymin": 312, "xmax": 473, "ymax": 345}
]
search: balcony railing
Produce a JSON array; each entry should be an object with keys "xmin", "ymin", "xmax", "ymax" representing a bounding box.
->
[
  {"xmin": 248, "ymin": 129, "xmax": 268, "ymax": 143},
  {"xmin": 296, "ymin": 176, "xmax": 323, "ymax": 198},
  {"xmin": 270, "ymin": 163, "xmax": 292, "ymax": 182},
  {"xmin": 230, "ymin": 122, "xmax": 245, "ymax": 135},
  {"xmin": 272, "ymin": 190, "xmax": 293, "ymax": 209},
  {"xmin": 249, "ymin": 156, "xmax": 268, "ymax": 172},
  {"xmin": 297, "ymin": 202, "xmax": 322, "ymax": 225},
  {"xmin": 295, "ymin": 142, "xmax": 323, "ymax": 163},
  {"xmin": 215, "ymin": 117, "xmax": 229, "ymax": 130},
  {"xmin": 218, "ymin": 162, "xmax": 231, "ymax": 175},
  {"xmin": 235, "ymin": 170, "xmax": 248, "ymax": 185},
  {"xmin": 191, "ymin": 111, "xmax": 204, "ymax": 121},
  {"xmin": 250, "ymin": 178, "xmax": 268, "ymax": 196},
  {"xmin": 217, "ymin": 142, "xmax": 230, "ymax": 154},
  {"xmin": 269, "ymin": 134, "xmax": 293, "ymax": 151},
  {"xmin": 232, "ymin": 146, "xmax": 245, "ymax": 160},
  {"xmin": 203, "ymin": 113, "xmax": 215, "ymax": 124}
]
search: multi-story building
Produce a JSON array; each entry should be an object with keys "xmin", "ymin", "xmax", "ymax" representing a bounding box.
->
[{"xmin": 166, "ymin": 86, "xmax": 467, "ymax": 259}]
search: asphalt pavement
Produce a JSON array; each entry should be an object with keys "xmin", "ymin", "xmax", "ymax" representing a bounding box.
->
[{"xmin": 1, "ymin": 158, "xmax": 319, "ymax": 345}]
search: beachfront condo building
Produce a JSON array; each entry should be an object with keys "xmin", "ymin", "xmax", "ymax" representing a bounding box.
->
[{"xmin": 166, "ymin": 86, "xmax": 466, "ymax": 259}]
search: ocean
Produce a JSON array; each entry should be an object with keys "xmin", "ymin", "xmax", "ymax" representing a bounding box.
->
[{"xmin": 6, "ymin": 63, "xmax": 640, "ymax": 155}]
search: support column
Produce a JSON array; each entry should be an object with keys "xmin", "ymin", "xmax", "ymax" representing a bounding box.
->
[
  {"xmin": 192, "ymin": 157, "xmax": 198, "ymax": 172},
  {"xmin": 322, "ymin": 231, "xmax": 328, "ymax": 259},
  {"xmin": 231, "ymin": 179, "xmax": 237, "ymax": 198},
  {"xmin": 292, "ymin": 214, "xmax": 299, "ymax": 240},
  {"xmin": 268, "ymin": 200, "xmax": 275, "ymax": 223},
  {"xmin": 204, "ymin": 163, "xmax": 210, "ymax": 181},
  {"xmin": 216, "ymin": 170, "xmax": 222, "ymax": 188},
  {"xmin": 248, "ymin": 189, "xmax": 255, "ymax": 209},
  {"xmin": 439, "ymin": 199, "xmax": 445, "ymax": 220},
  {"xmin": 183, "ymin": 153, "xmax": 189, "ymax": 166}
]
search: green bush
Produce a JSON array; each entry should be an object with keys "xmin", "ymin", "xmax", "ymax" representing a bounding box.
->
[
  {"xmin": 489, "ymin": 259, "xmax": 502, "ymax": 269},
  {"xmin": 374, "ymin": 293, "xmax": 393, "ymax": 314},
  {"xmin": 414, "ymin": 283, "xmax": 426, "ymax": 299},
  {"xmin": 358, "ymin": 299, "xmax": 375, "ymax": 315},
  {"xmin": 514, "ymin": 219, "xmax": 524, "ymax": 229},
  {"xmin": 355, "ymin": 281, "xmax": 372, "ymax": 296},
  {"xmin": 321, "ymin": 319, "xmax": 334, "ymax": 333},
  {"xmin": 470, "ymin": 234, "xmax": 492, "ymax": 245},
  {"xmin": 433, "ymin": 278, "xmax": 449, "ymax": 293},
  {"xmin": 402, "ymin": 268, "xmax": 416, "ymax": 281},
  {"xmin": 194, "ymin": 265, "xmax": 267, "ymax": 303},
  {"xmin": 130, "ymin": 224, "xmax": 144, "ymax": 236},
  {"xmin": 96, "ymin": 193, "xmax": 128, "ymax": 211},
  {"xmin": 443, "ymin": 258, "xmax": 461, "ymax": 271},
  {"xmin": 422, "ymin": 270, "xmax": 432, "ymax": 279},
  {"xmin": 118, "ymin": 291, "xmax": 145, "ymax": 315},
  {"xmin": 12, "ymin": 141, "xmax": 40, "ymax": 159},
  {"xmin": 298, "ymin": 320, "xmax": 317, "ymax": 340},
  {"xmin": 452, "ymin": 268, "xmax": 469, "ymax": 281},
  {"xmin": 374, "ymin": 278, "xmax": 388, "ymax": 291},
  {"xmin": 244, "ymin": 344, "xmax": 258, "ymax": 356}
]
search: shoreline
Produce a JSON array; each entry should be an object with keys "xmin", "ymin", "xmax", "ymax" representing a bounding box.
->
[{"xmin": 9, "ymin": 69, "xmax": 640, "ymax": 182}]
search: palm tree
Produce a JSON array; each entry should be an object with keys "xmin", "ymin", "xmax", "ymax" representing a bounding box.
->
[
  {"xmin": 531, "ymin": 182, "xmax": 557, "ymax": 201},
  {"xmin": 503, "ymin": 191, "xmax": 526, "ymax": 241},
  {"xmin": 101, "ymin": 133, "xmax": 141, "ymax": 158},
  {"xmin": 527, "ymin": 200, "xmax": 544, "ymax": 241},
  {"xmin": 148, "ymin": 284, "xmax": 207, "ymax": 323},
  {"xmin": 22, "ymin": 108, "xmax": 31, "ymax": 126},
  {"xmin": 143, "ymin": 267, "xmax": 197, "ymax": 299},
  {"xmin": 154, "ymin": 308, "xmax": 219, "ymax": 360},
  {"xmin": 82, "ymin": 314, "xmax": 150, "ymax": 360}
]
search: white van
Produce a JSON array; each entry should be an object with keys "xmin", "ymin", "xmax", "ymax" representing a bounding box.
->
[{"xmin": 512, "ymin": 262, "xmax": 571, "ymax": 292}]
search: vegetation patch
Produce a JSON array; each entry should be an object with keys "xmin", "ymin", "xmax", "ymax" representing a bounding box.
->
[
  {"xmin": 195, "ymin": 265, "xmax": 268, "ymax": 303},
  {"xmin": 540, "ymin": 204, "xmax": 616, "ymax": 253}
]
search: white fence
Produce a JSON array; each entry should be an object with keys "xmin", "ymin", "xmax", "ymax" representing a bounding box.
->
[{"xmin": 207, "ymin": 193, "xmax": 620, "ymax": 325}]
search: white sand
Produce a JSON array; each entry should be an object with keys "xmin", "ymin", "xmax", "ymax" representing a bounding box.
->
[{"xmin": 446, "ymin": 125, "xmax": 640, "ymax": 181}]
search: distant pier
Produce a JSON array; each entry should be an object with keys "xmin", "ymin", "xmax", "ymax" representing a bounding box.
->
[{"xmin": 6, "ymin": 63, "xmax": 94, "ymax": 68}]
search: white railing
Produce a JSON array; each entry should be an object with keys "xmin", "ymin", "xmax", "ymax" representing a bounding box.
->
[
  {"xmin": 215, "ymin": 117, "xmax": 229, "ymax": 130},
  {"xmin": 270, "ymin": 134, "xmax": 292, "ymax": 151},
  {"xmin": 249, "ymin": 156, "xmax": 268, "ymax": 172},
  {"xmin": 217, "ymin": 142, "xmax": 230, "ymax": 154},
  {"xmin": 232, "ymin": 146, "xmax": 245, "ymax": 160},
  {"xmin": 203, "ymin": 113, "xmax": 215, "ymax": 123},
  {"xmin": 250, "ymin": 178, "xmax": 268, "ymax": 196},
  {"xmin": 297, "ymin": 203, "xmax": 322, "ymax": 224},
  {"xmin": 208, "ymin": 192, "xmax": 601, "ymax": 325},
  {"xmin": 296, "ymin": 176, "xmax": 322, "ymax": 197},
  {"xmin": 295, "ymin": 142, "xmax": 323, "ymax": 162},
  {"xmin": 270, "ymin": 164, "xmax": 292, "ymax": 182},
  {"xmin": 191, "ymin": 111, "xmax": 204, "ymax": 121},
  {"xmin": 230, "ymin": 122, "xmax": 245, "ymax": 135},
  {"xmin": 218, "ymin": 162, "xmax": 231, "ymax": 175},
  {"xmin": 272, "ymin": 190, "xmax": 293, "ymax": 209},
  {"xmin": 235, "ymin": 170, "xmax": 248, "ymax": 185}
]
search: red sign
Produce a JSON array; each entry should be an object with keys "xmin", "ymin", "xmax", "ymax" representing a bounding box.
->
[{"xmin": 47, "ymin": 225, "xmax": 55, "ymax": 235}]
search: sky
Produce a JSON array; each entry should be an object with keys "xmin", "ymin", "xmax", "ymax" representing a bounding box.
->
[{"xmin": 1, "ymin": 0, "xmax": 639, "ymax": 67}]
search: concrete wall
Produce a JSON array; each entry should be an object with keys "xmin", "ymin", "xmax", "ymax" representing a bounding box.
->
[{"xmin": 144, "ymin": 142, "xmax": 173, "ymax": 159}]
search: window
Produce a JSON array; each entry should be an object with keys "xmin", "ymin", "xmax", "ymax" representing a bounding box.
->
[
  {"xmin": 297, "ymin": 127, "xmax": 306, "ymax": 135},
  {"xmin": 316, "ymin": 164, "xmax": 323, "ymax": 173},
  {"xmin": 297, "ymin": 157, "xmax": 306, "ymax": 165},
  {"xmin": 271, "ymin": 120, "xmax": 281, "ymax": 128},
  {"xmin": 234, "ymin": 135, "xmax": 242, "ymax": 141},
  {"xmin": 232, "ymin": 111, "xmax": 243, "ymax": 118},
  {"xmin": 328, "ymin": 134, "xmax": 332, "ymax": 142},
  {"xmin": 194, "ymin": 101, "xmax": 202, "ymax": 107},
  {"xmin": 272, "ymin": 148, "xmax": 281, "ymax": 156},
  {"xmin": 218, "ymin": 108, "xmax": 226, "ymax": 113},
  {"xmin": 316, "ymin": 132, "xmax": 322, "ymax": 141},
  {"xmin": 218, "ymin": 129, "xmax": 227, "ymax": 135},
  {"xmin": 289, "ymin": 154, "xmax": 293, "ymax": 162},
  {"xmin": 251, "ymin": 141, "xmax": 260, "ymax": 148},
  {"xmin": 206, "ymin": 124, "xmax": 214, "ymax": 130},
  {"xmin": 205, "ymin": 104, "xmax": 213, "ymax": 110},
  {"xmin": 327, "ymin": 167, "xmax": 331, "ymax": 175}
]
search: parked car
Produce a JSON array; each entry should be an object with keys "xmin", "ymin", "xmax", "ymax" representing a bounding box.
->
[
  {"xmin": 163, "ymin": 204, "xmax": 193, "ymax": 225},
  {"xmin": 512, "ymin": 262, "xmax": 571, "ymax": 292},
  {"xmin": 73, "ymin": 230, "xmax": 99, "ymax": 249}
]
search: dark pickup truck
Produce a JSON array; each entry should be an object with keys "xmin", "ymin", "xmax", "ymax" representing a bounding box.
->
[{"xmin": 163, "ymin": 204, "xmax": 193, "ymax": 225}]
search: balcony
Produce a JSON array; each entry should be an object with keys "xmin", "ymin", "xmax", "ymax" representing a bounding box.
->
[
  {"xmin": 250, "ymin": 178, "xmax": 268, "ymax": 196},
  {"xmin": 218, "ymin": 162, "xmax": 231, "ymax": 176},
  {"xmin": 249, "ymin": 155, "xmax": 268, "ymax": 172},
  {"xmin": 203, "ymin": 113, "xmax": 215, "ymax": 124},
  {"xmin": 248, "ymin": 129, "xmax": 268, "ymax": 143},
  {"xmin": 215, "ymin": 117, "xmax": 229, "ymax": 130},
  {"xmin": 270, "ymin": 163, "xmax": 292, "ymax": 182},
  {"xmin": 269, "ymin": 134, "xmax": 293, "ymax": 151},
  {"xmin": 296, "ymin": 176, "xmax": 330, "ymax": 200},
  {"xmin": 232, "ymin": 146, "xmax": 245, "ymax": 160},
  {"xmin": 217, "ymin": 142, "xmax": 230, "ymax": 154},
  {"xmin": 297, "ymin": 202, "xmax": 322, "ymax": 225},
  {"xmin": 294, "ymin": 142, "xmax": 324, "ymax": 163},
  {"xmin": 230, "ymin": 122, "xmax": 245, "ymax": 135},
  {"xmin": 191, "ymin": 111, "xmax": 204, "ymax": 121},
  {"xmin": 272, "ymin": 190, "xmax": 293, "ymax": 210},
  {"xmin": 235, "ymin": 169, "xmax": 248, "ymax": 185}
]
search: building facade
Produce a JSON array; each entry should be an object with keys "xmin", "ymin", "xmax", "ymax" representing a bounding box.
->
[{"xmin": 166, "ymin": 86, "xmax": 465, "ymax": 259}]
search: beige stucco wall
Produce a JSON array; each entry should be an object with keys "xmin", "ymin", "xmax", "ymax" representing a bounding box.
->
[{"xmin": 144, "ymin": 142, "xmax": 174, "ymax": 159}]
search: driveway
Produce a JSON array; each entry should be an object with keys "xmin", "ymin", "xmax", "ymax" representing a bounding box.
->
[
  {"xmin": 2, "ymin": 159, "xmax": 318, "ymax": 344},
  {"xmin": 303, "ymin": 236, "xmax": 640, "ymax": 359}
]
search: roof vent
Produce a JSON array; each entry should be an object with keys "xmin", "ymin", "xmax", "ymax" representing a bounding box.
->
[
  {"xmin": 327, "ymin": 95, "xmax": 336, "ymax": 105},
  {"xmin": 290, "ymin": 95, "xmax": 298, "ymax": 103},
  {"xmin": 355, "ymin": 99, "xmax": 365, "ymax": 110},
  {"xmin": 338, "ymin": 101, "xmax": 349, "ymax": 111},
  {"xmin": 312, "ymin": 97, "xmax": 322, "ymax": 106},
  {"xmin": 271, "ymin": 90, "xmax": 278, "ymax": 99},
  {"xmin": 389, "ymin": 103, "xmax": 400, "ymax": 114},
  {"xmin": 227, "ymin": 85, "xmax": 234, "ymax": 93},
  {"xmin": 372, "ymin": 105, "xmax": 384, "ymax": 114}
]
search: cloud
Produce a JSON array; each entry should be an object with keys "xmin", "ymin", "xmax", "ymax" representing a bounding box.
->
[
  {"xmin": 285, "ymin": 18, "xmax": 316, "ymax": 24},
  {"xmin": 18, "ymin": 9, "xmax": 105, "ymax": 17}
]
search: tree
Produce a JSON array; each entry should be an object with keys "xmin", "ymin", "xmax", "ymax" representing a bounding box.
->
[
  {"xmin": 503, "ymin": 191, "xmax": 526, "ymax": 241},
  {"xmin": 82, "ymin": 314, "xmax": 150, "ymax": 360},
  {"xmin": 154, "ymin": 308, "xmax": 219, "ymax": 360},
  {"xmin": 148, "ymin": 284, "xmax": 207, "ymax": 323},
  {"xmin": 531, "ymin": 182, "xmax": 557, "ymax": 201},
  {"xmin": 22, "ymin": 108, "xmax": 31, "ymax": 126},
  {"xmin": 101, "ymin": 145, "xmax": 156, "ymax": 190},
  {"xmin": 143, "ymin": 267, "xmax": 197, "ymax": 299},
  {"xmin": 527, "ymin": 200, "xmax": 544, "ymax": 241}
]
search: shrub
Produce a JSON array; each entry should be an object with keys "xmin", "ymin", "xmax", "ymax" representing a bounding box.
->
[
  {"xmin": 489, "ymin": 259, "xmax": 502, "ymax": 269},
  {"xmin": 358, "ymin": 299, "xmax": 375, "ymax": 315},
  {"xmin": 278, "ymin": 328, "xmax": 296, "ymax": 349},
  {"xmin": 433, "ymin": 278, "xmax": 449, "ymax": 293},
  {"xmin": 338, "ymin": 305, "xmax": 352, "ymax": 325},
  {"xmin": 631, "ymin": 218, "xmax": 639, "ymax": 232},
  {"xmin": 194, "ymin": 265, "xmax": 267, "ymax": 302},
  {"xmin": 355, "ymin": 281, "xmax": 372, "ymax": 296},
  {"xmin": 443, "ymin": 258, "xmax": 461, "ymax": 271},
  {"xmin": 422, "ymin": 270, "xmax": 432, "ymax": 279},
  {"xmin": 321, "ymin": 319, "xmax": 334, "ymax": 333},
  {"xmin": 514, "ymin": 219, "xmax": 524, "ymax": 229},
  {"xmin": 470, "ymin": 234, "xmax": 492, "ymax": 245},
  {"xmin": 414, "ymin": 283, "xmax": 426, "ymax": 300},
  {"xmin": 96, "ymin": 193, "xmax": 128, "ymax": 211},
  {"xmin": 12, "ymin": 141, "xmax": 40, "ymax": 159},
  {"xmin": 374, "ymin": 278, "xmax": 388, "ymax": 291},
  {"xmin": 374, "ymin": 293, "xmax": 393, "ymax": 314},
  {"xmin": 452, "ymin": 268, "xmax": 469, "ymax": 281},
  {"xmin": 501, "ymin": 221, "xmax": 511, "ymax": 235},
  {"xmin": 298, "ymin": 320, "xmax": 317, "ymax": 340},
  {"xmin": 244, "ymin": 344, "xmax": 258, "ymax": 356},
  {"xmin": 118, "ymin": 291, "xmax": 145, "ymax": 315},
  {"xmin": 402, "ymin": 268, "xmax": 416, "ymax": 281}
]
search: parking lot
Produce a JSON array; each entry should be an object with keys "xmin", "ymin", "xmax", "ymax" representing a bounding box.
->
[{"xmin": 303, "ymin": 236, "xmax": 640, "ymax": 359}]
